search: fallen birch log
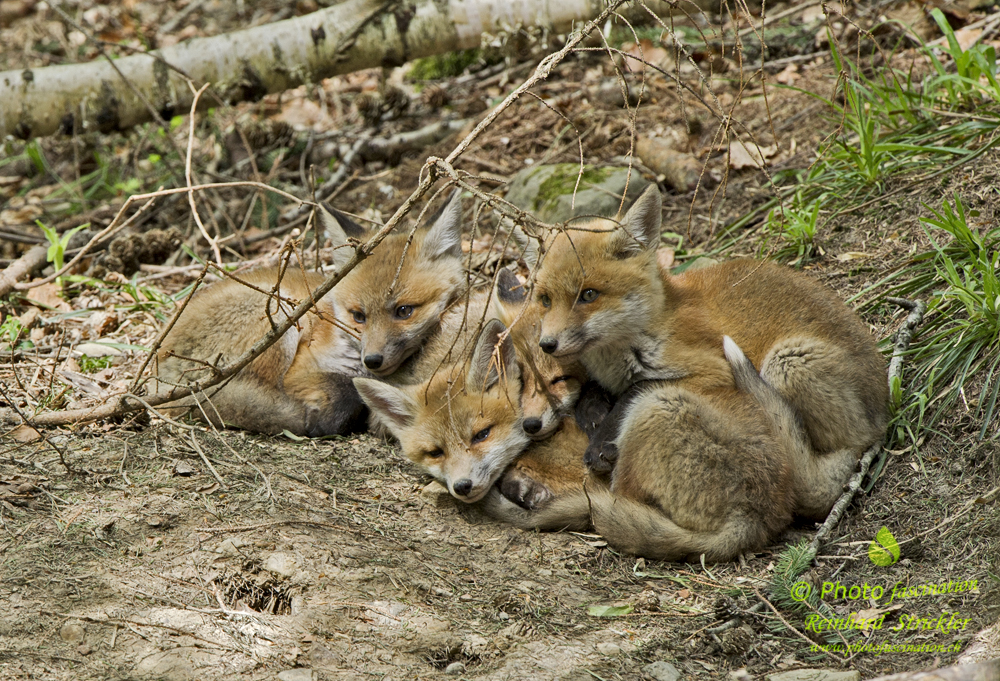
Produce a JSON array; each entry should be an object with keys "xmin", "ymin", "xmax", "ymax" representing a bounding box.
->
[{"xmin": 1, "ymin": 0, "xmax": 709, "ymax": 140}]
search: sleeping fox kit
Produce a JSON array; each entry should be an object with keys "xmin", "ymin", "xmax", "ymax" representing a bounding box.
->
[
  {"xmin": 493, "ymin": 184, "xmax": 888, "ymax": 561},
  {"xmin": 155, "ymin": 190, "xmax": 466, "ymax": 436}
]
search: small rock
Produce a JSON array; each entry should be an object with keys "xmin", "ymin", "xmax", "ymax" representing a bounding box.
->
[
  {"xmin": 217, "ymin": 537, "xmax": 246, "ymax": 556},
  {"xmin": 730, "ymin": 669, "xmax": 753, "ymax": 681},
  {"xmin": 263, "ymin": 552, "xmax": 298, "ymax": 577},
  {"xmin": 504, "ymin": 164, "xmax": 652, "ymax": 225},
  {"xmin": 59, "ymin": 621, "xmax": 86, "ymax": 643},
  {"xmin": 597, "ymin": 642, "xmax": 621, "ymax": 656},
  {"xmin": 642, "ymin": 660, "xmax": 681, "ymax": 681},
  {"xmin": 444, "ymin": 661, "xmax": 466, "ymax": 675},
  {"xmin": 767, "ymin": 671, "xmax": 860, "ymax": 681},
  {"xmin": 77, "ymin": 642, "xmax": 91, "ymax": 656},
  {"xmin": 420, "ymin": 481, "xmax": 453, "ymax": 507},
  {"xmin": 172, "ymin": 460, "xmax": 197, "ymax": 477},
  {"xmin": 73, "ymin": 342, "xmax": 122, "ymax": 357},
  {"xmin": 277, "ymin": 669, "xmax": 315, "ymax": 681}
]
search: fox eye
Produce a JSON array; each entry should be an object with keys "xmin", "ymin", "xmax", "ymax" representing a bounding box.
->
[
  {"xmin": 471, "ymin": 426, "xmax": 492, "ymax": 444},
  {"xmin": 539, "ymin": 294, "xmax": 551, "ymax": 308},
  {"xmin": 351, "ymin": 310, "xmax": 366, "ymax": 324},
  {"xmin": 579, "ymin": 289, "xmax": 599, "ymax": 303},
  {"xmin": 425, "ymin": 448, "xmax": 445, "ymax": 459},
  {"xmin": 395, "ymin": 304, "xmax": 414, "ymax": 320},
  {"xmin": 550, "ymin": 375, "xmax": 571, "ymax": 386}
]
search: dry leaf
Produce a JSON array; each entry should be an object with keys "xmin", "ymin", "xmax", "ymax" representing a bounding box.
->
[
  {"xmin": 27, "ymin": 283, "xmax": 72, "ymax": 312},
  {"xmin": 775, "ymin": 63, "xmax": 800, "ymax": 85},
  {"xmin": 954, "ymin": 28, "xmax": 983, "ymax": 53},
  {"xmin": 9, "ymin": 424, "xmax": 42, "ymax": 443},
  {"xmin": 620, "ymin": 39, "xmax": 669, "ymax": 70},
  {"xmin": 836, "ymin": 251, "xmax": 871, "ymax": 262},
  {"xmin": 728, "ymin": 141, "xmax": 777, "ymax": 170}
]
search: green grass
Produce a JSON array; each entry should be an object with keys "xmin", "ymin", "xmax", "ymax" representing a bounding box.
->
[
  {"xmin": 864, "ymin": 195, "xmax": 1000, "ymax": 447},
  {"xmin": 720, "ymin": 15, "xmax": 1000, "ymax": 448}
]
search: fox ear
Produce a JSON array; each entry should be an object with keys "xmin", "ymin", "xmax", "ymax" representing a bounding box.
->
[
  {"xmin": 421, "ymin": 189, "xmax": 463, "ymax": 261},
  {"xmin": 495, "ymin": 267, "xmax": 527, "ymax": 307},
  {"xmin": 467, "ymin": 319, "xmax": 518, "ymax": 392},
  {"xmin": 614, "ymin": 184, "xmax": 662, "ymax": 257},
  {"xmin": 510, "ymin": 224, "xmax": 541, "ymax": 271},
  {"xmin": 319, "ymin": 202, "xmax": 366, "ymax": 270},
  {"xmin": 353, "ymin": 378, "xmax": 416, "ymax": 436}
]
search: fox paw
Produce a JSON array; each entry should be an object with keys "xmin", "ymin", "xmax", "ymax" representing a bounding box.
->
[
  {"xmin": 498, "ymin": 469, "xmax": 554, "ymax": 510},
  {"xmin": 584, "ymin": 441, "xmax": 619, "ymax": 474}
]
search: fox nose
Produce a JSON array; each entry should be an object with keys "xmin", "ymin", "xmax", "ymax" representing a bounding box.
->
[
  {"xmin": 363, "ymin": 353, "xmax": 384, "ymax": 370},
  {"xmin": 453, "ymin": 478, "xmax": 473, "ymax": 497},
  {"xmin": 522, "ymin": 417, "xmax": 542, "ymax": 435},
  {"xmin": 539, "ymin": 337, "xmax": 558, "ymax": 354}
]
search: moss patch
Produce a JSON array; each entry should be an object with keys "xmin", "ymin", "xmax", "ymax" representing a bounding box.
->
[{"xmin": 534, "ymin": 165, "xmax": 615, "ymax": 211}]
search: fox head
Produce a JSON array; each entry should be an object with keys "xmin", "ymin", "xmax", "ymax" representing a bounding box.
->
[
  {"xmin": 494, "ymin": 268, "xmax": 587, "ymax": 440},
  {"xmin": 321, "ymin": 190, "xmax": 466, "ymax": 378},
  {"xmin": 519, "ymin": 184, "xmax": 665, "ymax": 360},
  {"xmin": 354, "ymin": 319, "xmax": 529, "ymax": 503}
]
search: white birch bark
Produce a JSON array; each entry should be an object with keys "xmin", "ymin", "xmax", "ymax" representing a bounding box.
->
[{"xmin": 0, "ymin": 0, "xmax": 612, "ymax": 139}]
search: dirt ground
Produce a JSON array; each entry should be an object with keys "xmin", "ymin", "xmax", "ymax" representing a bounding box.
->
[{"xmin": 2, "ymin": 1, "xmax": 1000, "ymax": 679}]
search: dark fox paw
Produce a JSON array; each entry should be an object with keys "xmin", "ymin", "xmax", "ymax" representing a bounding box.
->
[
  {"xmin": 584, "ymin": 441, "xmax": 619, "ymax": 474},
  {"xmin": 498, "ymin": 469, "xmax": 553, "ymax": 510}
]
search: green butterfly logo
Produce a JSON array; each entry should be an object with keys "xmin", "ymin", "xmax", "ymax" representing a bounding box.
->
[{"xmin": 868, "ymin": 526, "xmax": 901, "ymax": 566}]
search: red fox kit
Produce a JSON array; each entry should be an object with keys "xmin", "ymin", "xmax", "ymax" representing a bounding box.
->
[
  {"xmin": 494, "ymin": 268, "xmax": 588, "ymax": 440},
  {"xmin": 354, "ymin": 318, "xmax": 531, "ymax": 502},
  {"xmin": 503, "ymin": 184, "xmax": 888, "ymax": 560},
  {"xmin": 155, "ymin": 191, "xmax": 466, "ymax": 436}
]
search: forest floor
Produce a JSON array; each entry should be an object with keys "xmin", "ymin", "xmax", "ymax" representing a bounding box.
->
[{"xmin": 1, "ymin": 0, "xmax": 999, "ymax": 679}]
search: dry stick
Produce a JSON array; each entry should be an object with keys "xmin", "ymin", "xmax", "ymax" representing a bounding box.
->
[
  {"xmin": 188, "ymin": 432, "xmax": 226, "ymax": 490},
  {"xmin": 25, "ymin": 0, "xmax": 629, "ymax": 429},
  {"xmin": 0, "ymin": 245, "xmax": 48, "ymax": 297},
  {"xmin": 184, "ymin": 82, "xmax": 222, "ymax": 265},
  {"xmin": 39, "ymin": 611, "xmax": 238, "ymax": 651},
  {"xmin": 751, "ymin": 587, "xmax": 842, "ymax": 665},
  {"xmin": 13, "ymin": 181, "xmax": 303, "ymax": 293}
]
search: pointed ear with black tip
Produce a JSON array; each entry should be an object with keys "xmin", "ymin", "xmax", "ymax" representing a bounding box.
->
[
  {"xmin": 467, "ymin": 319, "xmax": 518, "ymax": 392},
  {"xmin": 612, "ymin": 184, "xmax": 663, "ymax": 257},
  {"xmin": 353, "ymin": 378, "xmax": 417, "ymax": 438},
  {"xmin": 509, "ymin": 224, "xmax": 541, "ymax": 271},
  {"xmin": 495, "ymin": 267, "xmax": 527, "ymax": 307},
  {"xmin": 319, "ymin": 203, "xmax": 367, "ymax": 270},
  {"xmin": 421, "ymin": 189, "xmax": 463, "ymax": 261}
]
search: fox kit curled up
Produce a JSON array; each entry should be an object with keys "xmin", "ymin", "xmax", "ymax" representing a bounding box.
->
[
  {"xmin": 154, "ymin": 191, "xmax": 466, "ymax": 436},
  {"xmin": 501, "ymin": 185, "xmax": 888, "ymax": 561}
]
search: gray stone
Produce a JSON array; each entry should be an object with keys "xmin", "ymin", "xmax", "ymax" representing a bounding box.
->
[
  {"xmin": 596, "ymin": 642, "xmax": 621, "ymax": 656},
  {"xmin": 444, "ymin": 661, "xmax": 467, "ymax": 675},
  {"xmin": 277, "ymin": 670, "xmax": 315, "ymax": 681},
  {"xmin": 642, "ymin": 660, "xmax": 681, "ymax": 681},
  {"xmin": 767, "ymin": 670, "xmax": 860, "ymax": 681},
  {"xmin": 263, "ymin": 552, "xmax": 298, "ymax": 577},
  {"xmin": 59, "ymin": 621, "xmax": 86, "ymax": 643},
  {"xmin": 504, "ymin": 164, "xmax": 652, "ymax": 224}
]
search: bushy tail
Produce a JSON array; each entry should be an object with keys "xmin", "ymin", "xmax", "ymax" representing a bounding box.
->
[
  {"xmin": 481, "ymin": 487, "xmax": 765, "ymax": 563},
  {"xmin": 723, "ymin": 335, "xmax": 857, "ymax": 520},
  {"xmin": 723, "ymin": 336, "xmax": 810, "ymax": 456}
]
